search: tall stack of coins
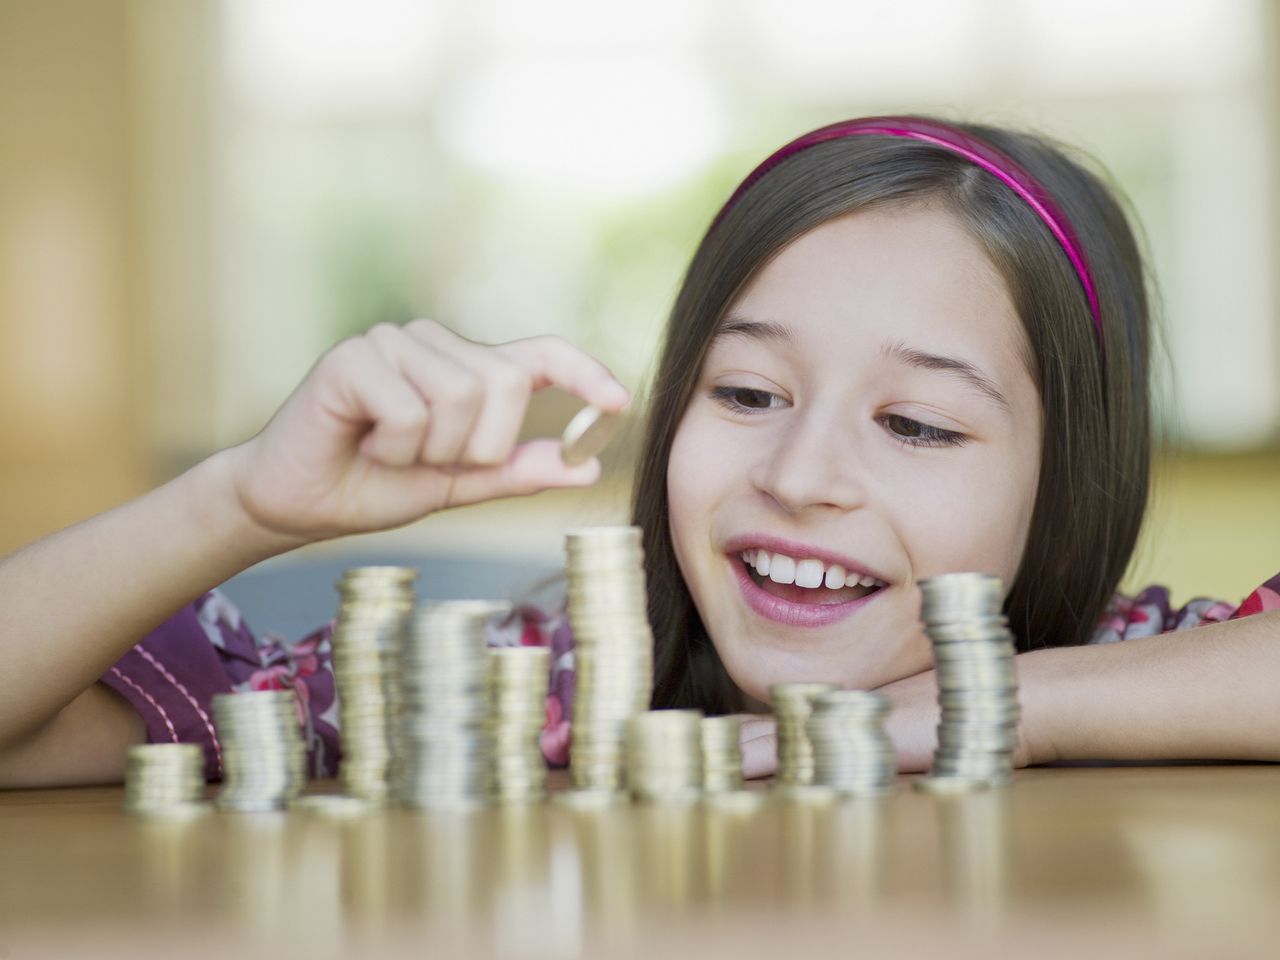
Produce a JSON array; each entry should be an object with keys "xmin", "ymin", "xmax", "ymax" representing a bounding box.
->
[
  {"xmin": 700, "ymin": 716, "xmax": 745, "ymax": 794},
  {"xmin": 488, "ymin": 646, "xmax": 550, "ymax": 804},
  {"xmin": 564, "ymin": 526, "xmax": 655, "ymax": 797},
  {"xmin": 917, "ymin": 573, "xmax": 1020, "ymax": 793},
  {"xmin": 214, "ymin": 690, "xmax": 307, "ymax": 811},
  {"xmin": 123, "ymin": 743, "xmax": 207, "ymax": 817},
  {"xmin": 625, "ymin": 709, "xmax": 703, "ymax": 804},
  {"xmin": 807, "ymin": 690, "xmax": 897, "ymax": 796},
  {"xmin": 772, "ymin": 682, "xmax": 839, "ymax": 789},
  {"xmin": 331, "ymin": 566, "xmax": 418, "ymax": 801},
  {"xmin": 396, "ymin": 599, "xmax": 510, "ymax": 809}
]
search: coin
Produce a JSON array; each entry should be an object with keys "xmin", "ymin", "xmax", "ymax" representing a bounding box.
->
[
  {"xmin": 917, "ymin": 572, "xmax": 1019, "ymax": 789},
  {"xmin": 564, "ymin": 526, "xmax": 655, "ymax": 793},
  {"xmin": 807, "ymin": 690, "xmax": 897, "ymax": 797},
  {"xmin": 290, "ymin": 795, "xmax": 377, "ymax": 818},
  {"xmin": 914, "ymin": 775, "xmax": 992, "ymax": 795},
  {"xmin": 702, "ymin": 789, "xmax": 769, "ymax": 813},
  {"xmin": 396, "ymin": 600, "xmax": 511, "ymax": 809},
  {"xmin": 331, "ymin": 566, "xmax": 418, "ymax": 801},
  {"xmin": 771, "ymin": 683, "xmax": 838, "ymax": 786},
  {"xmin": 626, "ymin": 710, "xmax": 704, "ymax": 803},
  {"xmin": 213, "ymin": 691, "xmax": 308, "ymax": 812},
  {"xmin": 552, "ymin": 789, "xmax": 629, "ymax": 810},
  {"xmin": 560, "ymin": 406, "xmax": 619, "ymax": 466}
]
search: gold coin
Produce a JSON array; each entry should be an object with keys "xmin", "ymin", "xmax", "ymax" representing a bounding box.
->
[
  {"xmin": 560, "ymin": 406, "xmax": 619, "ymax": 467},
  {"xmin": 913, "ymin": 775, "xmax": 991, "ymax": 795},
  {"xmin": 290, "ymin": 795, "xmax": 377, "ymax": 818}
]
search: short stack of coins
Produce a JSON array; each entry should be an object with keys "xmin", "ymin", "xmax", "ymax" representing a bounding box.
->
[
  {"xmin": 331, "ymin": 566, "xmax": 418, "ymax": 801},
  {"xmin": 564, "ymin": 526, "xmax": 655, "ymax": 798},
  {"xmin": 772, "ymin": 682, "xmax": 839, "ymax": 791},
  {"xmin": 917, "ymin": 573, "xmax": 1020, "ymax": 792},
  {"xmin": 700, "ymin": 715, "xmax": 745, "ymax": 794},
  {"xmin": 123, "ymin": 743, "xmax": 207, "ymax": 817},
  {"xmin": 213, "ymin": 690, "xmax": 307, "ymax": 811},
  {"xmin": 807, "ymin": 690, "xmax": 897, "ymax": 796},
  {"xmin": 488, "ymin": 646, "xmax": 550, "ymax": 805},
  {"xmin": 625, "ymin": 709, "xmax": 703, "ymax": 804},
  {"xmin": 395, "ymin": 599, "xmax": 509, "ymax": 809}
]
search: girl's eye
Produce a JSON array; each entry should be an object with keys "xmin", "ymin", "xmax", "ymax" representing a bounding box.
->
[
  {"xmin": 709, "ymin": 385, "xmax": 782, "ymax": 413},
  {"xmin": 882, "ymin": 414, "xmax": 968, "ymax": 448}
]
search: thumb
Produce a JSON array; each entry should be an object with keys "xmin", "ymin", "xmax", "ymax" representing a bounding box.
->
[
  {"xmin": 443, "ymin": 439, "xmax": 601, "ymax": 507},
  {"xmin": 739, "ymin": 715, "xmax": 778, "ymax": 780}
]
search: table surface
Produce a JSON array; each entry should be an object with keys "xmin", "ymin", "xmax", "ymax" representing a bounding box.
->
[{"xmin": 3, "ymin": 766, "xmax": 1280, "ymax": 958}]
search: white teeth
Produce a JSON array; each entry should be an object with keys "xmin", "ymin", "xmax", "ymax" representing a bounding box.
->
[
  {"xmin": 794, "ymin": 559, "xmax": 824, "ymax": 589},
  {"xmin": 754, "ymin": 550, "xmax": 771, "ymax": 577},
  {"xmin": 741, "ymin": 547, "xmax": 885, "ymax": 591},
  {"xmin": 767, "ymin": 553, "xmax": 796, "ymax": 584}
]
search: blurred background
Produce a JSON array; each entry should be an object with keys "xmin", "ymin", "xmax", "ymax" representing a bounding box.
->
[{"xmin": 2, "ymin": 0, "xmax": 1278, "ymax": 635}]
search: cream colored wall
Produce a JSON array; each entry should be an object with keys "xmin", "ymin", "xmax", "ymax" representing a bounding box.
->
[
  {"xmin": 0, "ymin": 1, "xmax": 1277, "ymax": 610},
  {"xmin": 0, "ymin": 0, "xmax": 145, "ymax": 552}
]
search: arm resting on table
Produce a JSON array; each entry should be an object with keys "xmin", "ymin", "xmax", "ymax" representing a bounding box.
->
[
  {"xmin": 1021, "ymin": 609, "xmax": 1280, "ymax": 764},
  {"xmin": 0, "ymin": 449, "xmax": 298, "ymax": 773}
]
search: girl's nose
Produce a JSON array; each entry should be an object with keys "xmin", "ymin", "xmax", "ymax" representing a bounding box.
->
[{"xmin": 748, "ymin": 409, "xmax": 868, "ymax": 514}]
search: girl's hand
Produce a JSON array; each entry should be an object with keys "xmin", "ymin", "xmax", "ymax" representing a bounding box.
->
[
  {"xmin": 739, "ymin": 714, "xmax": 779, "ymax": 779},
  {"xmin": 225, "ymin": 319, "xmax": 630, "ymax": 544}
]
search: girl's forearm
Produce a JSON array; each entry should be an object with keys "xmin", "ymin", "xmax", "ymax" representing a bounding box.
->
[
  {"xmin": 1019, "ymin": 610, "xmax": 1280, "ymax": 764},
  {"xmin": 0, "ymin": 447, "xmax": 300, "ymax": 748}
]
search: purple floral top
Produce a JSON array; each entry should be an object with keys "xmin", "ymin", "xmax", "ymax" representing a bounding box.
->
[{"xmin": 102, "ymin": 573, "xmax": 1280, "ymax": 781}]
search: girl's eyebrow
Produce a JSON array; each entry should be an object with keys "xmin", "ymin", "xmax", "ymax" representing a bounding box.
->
[
  {"xmin": 881, "ymin": 339, "xmax": 1010, "ymax": 411},
  {"xmin": 710, "ymin": 318, "xmax": 1010, "ymax": 412},
  {"xmin": 712, "ymin": 315, "xmax": 796, "ymax": 346}
]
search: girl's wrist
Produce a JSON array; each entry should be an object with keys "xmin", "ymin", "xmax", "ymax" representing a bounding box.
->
[
  {"xmin": 1014, "ymin": 647, "xmax": 1066, "ymax": 766},
  {"xmin": 184, "ymin": 447, "xmax": 309, "ymax": 568}
]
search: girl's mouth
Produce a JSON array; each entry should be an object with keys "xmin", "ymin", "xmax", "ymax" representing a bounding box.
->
[{"xmin": 731, "ymin": 553, "xmax": 886, "ymax": 627}]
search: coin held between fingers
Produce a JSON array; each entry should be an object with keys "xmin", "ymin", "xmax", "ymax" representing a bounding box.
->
[{"xmin": 560, "ymin": 405, "xmax": 620, "ymax": 467}]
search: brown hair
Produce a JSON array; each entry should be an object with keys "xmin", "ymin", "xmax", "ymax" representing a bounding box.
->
[{"xmin": 632, "ymin": 117, "xmax": 1153, "ymax": 712}]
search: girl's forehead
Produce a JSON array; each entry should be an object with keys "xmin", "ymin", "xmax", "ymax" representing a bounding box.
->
[{"xmin": 722, "ymin": 205, "xmax": 1027, "ymax": 371}]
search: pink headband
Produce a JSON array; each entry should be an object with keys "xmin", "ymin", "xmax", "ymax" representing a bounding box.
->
[{"xmin": 710, "ymin": 116, "xmax": 1105, "ymax": 359}]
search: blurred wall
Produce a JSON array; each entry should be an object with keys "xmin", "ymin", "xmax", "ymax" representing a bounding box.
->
[
  {"xmin": 0, "ymin": 0, "xmax": 146, "ymax": 550},
  {"xmin": 1, "ymin": 0, "xmax": 1278, "ymax": 608}
]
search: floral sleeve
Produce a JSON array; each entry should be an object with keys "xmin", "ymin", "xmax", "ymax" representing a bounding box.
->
[
  {"xmin": 100, "ymin": 590, "xmax": 341, "ymax": 781},
  {"xmin": 1091, "ymin": 572, "xmax": 1280, "ymax": 644}
]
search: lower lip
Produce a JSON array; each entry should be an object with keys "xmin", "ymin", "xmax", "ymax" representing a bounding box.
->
[{"xmin": 731, "ymin": 559, "xmax": 885, "ymax": 627}]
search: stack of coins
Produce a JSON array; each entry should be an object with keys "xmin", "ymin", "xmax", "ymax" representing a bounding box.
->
[
  {"xmin": 625, "ymin": 709, "xmax": 703, "ymax": 804},
  {"xmin": 396, "ymin": 599, "xmax": 510, "ymax": 809},
  {"xmin": 917, "ymin": 573, "xmax": 1020, "ymax": 793},
  {"xmin": 331, "ymin": 566, "xmax": 418, "ymax": 801},
  {"xmin": 214, "ymin": 690, "xmax": 307, "ymax": 811},
  {"xmin": 123, "ymin": 743, "xmax": 207, "ymax": 817},
  {"xmin": 807, "ymin": 690, "xmax": 897, "ymax": 796},
  {"xmin": 564, "ymin": 526, "xmax": 655, "ymax": 798},
  {"xmin": 772, "ymin": 682, "xmax": 839, "ymax": 791},
  {"xmin": 488, "ymin": 646, "xmax": 550, "ymax": 804},
  {"xmin": 700, "ymin": 716, "xmax": 745, "ymax": 794}
]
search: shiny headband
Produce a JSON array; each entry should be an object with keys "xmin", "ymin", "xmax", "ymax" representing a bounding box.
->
[{"xmin": 710, "ymin": 116, "xmax": 1105, "ymax": 359}]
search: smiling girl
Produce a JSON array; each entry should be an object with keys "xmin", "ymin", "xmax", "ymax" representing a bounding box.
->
[{"xmin": 2, "ymin": 115, "xmax": 1278, "ymax": 788}]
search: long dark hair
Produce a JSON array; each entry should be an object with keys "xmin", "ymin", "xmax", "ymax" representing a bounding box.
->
[{"xmin": 633, "ymin": 117, "xmax": 1153, "ymax": 712}]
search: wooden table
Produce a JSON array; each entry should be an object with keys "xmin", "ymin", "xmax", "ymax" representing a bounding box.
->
[{"xmin": 3, "ymin": 767, "xmax": 1279, "ymax": 958}]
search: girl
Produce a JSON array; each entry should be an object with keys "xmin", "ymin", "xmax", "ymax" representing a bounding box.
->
[{"xmin": 2, "ymin": 115, "xmax": 1277, "ymax": 789}]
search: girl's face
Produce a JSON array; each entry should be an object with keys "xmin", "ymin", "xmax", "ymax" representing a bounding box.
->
[{"xmin": 666, "ymin": 203, "xmax": 1044, "ymax": 705}]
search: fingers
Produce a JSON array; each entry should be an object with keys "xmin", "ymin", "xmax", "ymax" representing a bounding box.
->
[
  {"xmin": 738, "ymin": 714, "xmax": 778, "ymax": 780},
  {"xmin": 495, "ymin": 333, "xmax": 631, "ymax": 412},
  {"xmin": 326, "ymin": 319, "xmax": 630, "ymax": 479},
  {"xmin": 441, "ymin": 439, "xmax": 602, "ymax": 508},
  {"xmin": 316, "ymin": 337, "xmax": 432, "ymax": 468}
]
